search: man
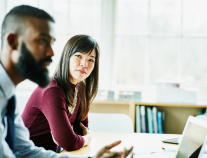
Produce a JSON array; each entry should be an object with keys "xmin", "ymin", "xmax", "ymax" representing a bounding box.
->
[{"xmin": 0, "ymin": 5, "xmax": 133, "ymax": 158}]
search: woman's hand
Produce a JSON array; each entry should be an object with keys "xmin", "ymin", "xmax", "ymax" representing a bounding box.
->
[
  {"xmin": 80, "ymin": 122, "xmax": 92, "ymax": 146},
  {"xmin": 93, "ymin": 140, "xmax": 133, "ymax": 158}
]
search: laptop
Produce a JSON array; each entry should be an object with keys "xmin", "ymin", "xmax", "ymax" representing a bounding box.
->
[
  {"xmin": 165, "ymin": 115, "xmax": 207, "ymax": 158},
  {"xmin": 162, "ymin": 137, "xmax": 180, "ymax": 145}
]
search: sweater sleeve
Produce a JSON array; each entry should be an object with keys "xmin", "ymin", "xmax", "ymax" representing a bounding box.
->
[
  {"xmin": 40, "ymin": 87, "xmax": 84, "ymax": 151},
  {"xmin": 73, "ymin": 116, "xmax": 89, "ymax": 135}
]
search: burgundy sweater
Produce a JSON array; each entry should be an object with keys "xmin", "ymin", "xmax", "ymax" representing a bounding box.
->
[{"xmin": 21, "ymin": 78, "xmax": 88, "ymax": 152}]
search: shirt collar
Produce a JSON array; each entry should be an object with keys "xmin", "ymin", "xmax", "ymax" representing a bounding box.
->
[
  {"xmin": 0, "ymin": 63, "xmax": 15, "ymax": 99},
  {"xmin": 70, "ymin": 82, "xmax": 76, "ymax": 91}
]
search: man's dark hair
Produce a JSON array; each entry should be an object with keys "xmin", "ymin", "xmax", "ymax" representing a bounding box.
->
[{"xmin": 1, "ymin": 5, "xmax": 55, "ymax": 47}]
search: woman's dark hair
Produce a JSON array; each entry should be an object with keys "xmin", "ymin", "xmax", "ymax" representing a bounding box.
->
[{"xmin": 54, "ymin": 35, "xmax": 100, "ymax": 121}]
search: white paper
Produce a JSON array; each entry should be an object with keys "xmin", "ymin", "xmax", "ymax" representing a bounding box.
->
[{"xmin": 133, "ymin": 151, "xmax": 176, "ymax": 158}]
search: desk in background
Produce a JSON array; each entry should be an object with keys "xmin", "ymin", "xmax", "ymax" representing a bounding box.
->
[{"xmin": 62, "ymin": 131, "xmax": 180, "ymax": 157}]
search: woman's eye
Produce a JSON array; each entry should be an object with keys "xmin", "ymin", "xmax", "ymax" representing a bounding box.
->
[
  {"xmin": 75, "ymin": 55, "xmax": 81, "ymax": 58},
  {"xmin": 89, "ymin": 59, "xmax": 94, "ymax": 63}
]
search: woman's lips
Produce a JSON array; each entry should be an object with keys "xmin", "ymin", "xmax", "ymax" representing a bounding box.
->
[{"xmin": 78, "ymin": 70, "xmax": 86, "ymax": 74}]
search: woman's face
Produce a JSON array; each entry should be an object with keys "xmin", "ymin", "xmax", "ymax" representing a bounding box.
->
[{"xmin": 69, "ymin": 49, "xmax": 96, "ymax": 84}]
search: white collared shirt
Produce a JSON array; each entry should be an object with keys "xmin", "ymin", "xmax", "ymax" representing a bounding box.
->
[{"xmin": 0, "ymin": 64, "xmax": 76, "ymax": 158}]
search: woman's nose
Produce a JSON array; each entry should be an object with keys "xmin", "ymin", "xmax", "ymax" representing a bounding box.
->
[{"xmin": 80, "ymin": 59, "xmax": 88, "ymax": 67}]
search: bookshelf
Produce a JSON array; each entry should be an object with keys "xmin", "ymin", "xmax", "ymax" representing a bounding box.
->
[{"xmin": 89, "ymin": 101, "xmax": 206, "ymax": 134}]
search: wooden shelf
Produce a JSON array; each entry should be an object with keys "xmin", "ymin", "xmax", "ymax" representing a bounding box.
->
[
  {"xmin": 90, "ymin": 100, "xmax": 206, "ymax": 134},
  {"xmin": 134, "ymin": 102, "xmax": 207, "ymax": 108}
]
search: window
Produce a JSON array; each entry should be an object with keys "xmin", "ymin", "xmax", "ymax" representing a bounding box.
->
[
  {"xmin": 0, "ymin": 0, "xmax": 101, "ymax": 91},
  {"xmin": 0, "ymin": 0, "xmax": 101, "ymax": 113},
  {"xmin": 1, "ymin": 0, "xmax": 207, "ymax": 104},
  {"xmin": 114, "ymin": 0, "xmax": 207, "ymax": 101}
]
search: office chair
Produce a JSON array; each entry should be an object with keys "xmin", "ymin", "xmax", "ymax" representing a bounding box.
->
[{"xmin": 88, "ymin": 113, "xmax": 134, "ymax": 133}]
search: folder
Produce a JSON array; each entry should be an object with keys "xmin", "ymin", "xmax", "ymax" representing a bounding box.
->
[
  {"xmin": 135, "ymin": 105, "xmax": 141, "ymax": 133},
  {"xmin": 153, "ymin": 107, "xmax": 158, "ymax": 133}
]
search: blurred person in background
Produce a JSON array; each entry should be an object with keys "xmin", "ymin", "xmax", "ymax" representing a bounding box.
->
[
  {"xmin": 0, "ymin": 5, "xmax": 132, "ymax": 158},
  {"xmin": 22, "ymin": 35, "xmax": 99, "ymax": 152}
]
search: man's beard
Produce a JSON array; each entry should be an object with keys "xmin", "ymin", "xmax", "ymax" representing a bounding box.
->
[{"xmin": 14, "ymin": 42, "xmax": 52, "ymax": 87}]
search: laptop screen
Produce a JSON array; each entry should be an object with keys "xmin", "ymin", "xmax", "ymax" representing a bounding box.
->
[{"xmin": 176, "ymin": 116, "xmax": 207, "ymax": 158}]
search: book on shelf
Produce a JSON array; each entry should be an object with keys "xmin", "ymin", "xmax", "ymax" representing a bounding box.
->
[
  {"xmin": 135, "ymin": 105, "xmax": 166, "ymax": 134},
  {"xmin": 147, "ymin": 107, "xmax": 154, "ymax": 133},
  {"xmin": 140, "ymin": 106, "xmax": 146, "ymax": 133},
  {"xmin": 151, "ymin": 108, "xmax": 155, "ymax": 133},
  {"xmin": 162, "ymin": 111, "xmax": 166, "ymax": 134},
  {"xmin": 153, "ymin": 107, "xmax": 158, "ymax": 133},
  {"xmin": 145, "ymin": 106, "xmax": 149, "ymax": 133},
  {"xmin": 135, "ymin": 105, "xmax": 141, "ymax": 133},
  {"xmin": 157, "ymin": 111, "xmax": 163, "ymax": 134}
]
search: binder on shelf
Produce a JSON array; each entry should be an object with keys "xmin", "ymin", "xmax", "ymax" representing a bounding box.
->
[
  {"xmin": 145, "ymin": 106, "xmax": 149, "ymax": 133},
  {"xmin": 151, "ymin": 107, "xmax": 154, "ymax": 133},
  {"xmin": 137, "ymin": 105, "xmax": 166, "ymax": 134},
  {"xmin": 157, "ymin": 111, "xmax": 163, "ymax": 134},
  {"xmin": 135, "ymin": 105, "xmax": 141, "ymax": 133},
  {"xmin": 140, "ymin": 106, "xmax": 146, "ymax": 133},
  {"xmin": 147, "ymin": 107, "xmax": 154, "ymax": 133},
  {"xmin": 153, "ymin": 107, "xmax": 158, "ymax": 133},
  {"xmin": 162, "ymin": 111, "xmax": 166, "ymax": 133}
]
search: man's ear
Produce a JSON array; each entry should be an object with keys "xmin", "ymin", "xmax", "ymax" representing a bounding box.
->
[
  {"xmin": 7, "ymin": 33, "xmax": 19, "ymax": 50},
  {"xmin": 7, "ymin": 33, "xmax": 21, "ymax": 65}
]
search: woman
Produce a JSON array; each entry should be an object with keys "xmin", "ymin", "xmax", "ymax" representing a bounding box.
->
[{"xmin": 21, "ymin": 35, "xmax": 99, "ymax": 152}]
